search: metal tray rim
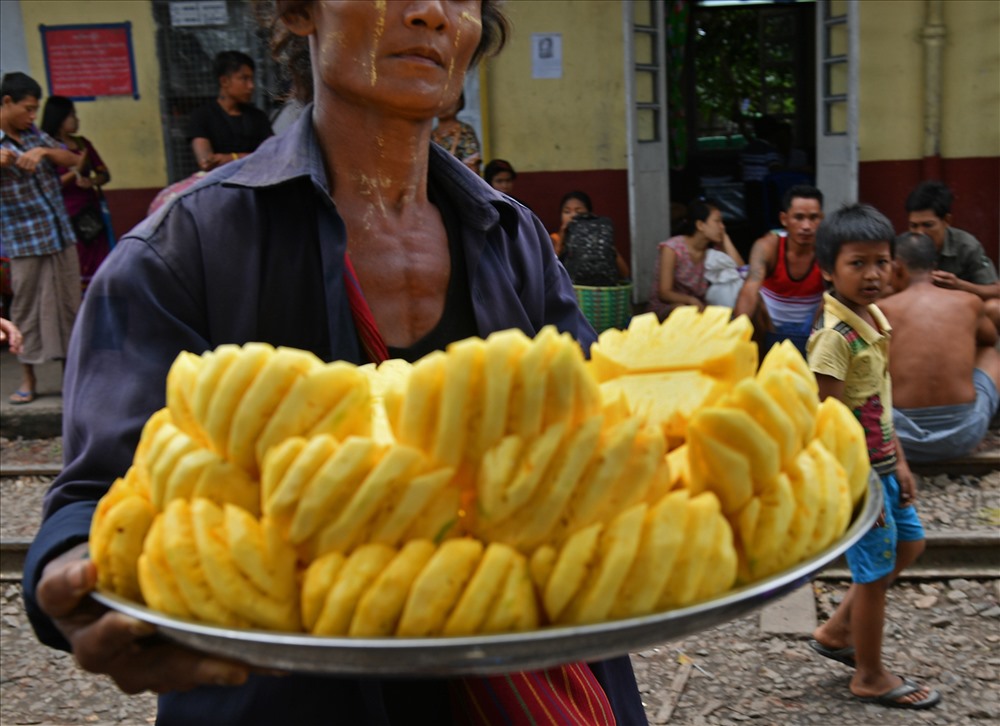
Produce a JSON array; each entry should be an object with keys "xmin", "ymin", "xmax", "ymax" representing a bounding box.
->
[{"xmin": 92, "ymin": 473, "xmax": 882, "ymax": 675}]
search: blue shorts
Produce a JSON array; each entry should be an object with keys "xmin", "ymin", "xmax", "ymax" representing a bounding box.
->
[{"xmin": 845, "ymin": 473, "xmax": 925, "ymax": 584}]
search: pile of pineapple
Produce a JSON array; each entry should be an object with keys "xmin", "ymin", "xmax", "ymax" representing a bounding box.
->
[{"xmin": 90, "ymin": 307, "xmax": 869, "ymax": 637}]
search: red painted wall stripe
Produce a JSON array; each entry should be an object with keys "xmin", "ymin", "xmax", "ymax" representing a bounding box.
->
[{"xmin": 858, "ymin": 156, "xmax": 999, "ymax": 267}]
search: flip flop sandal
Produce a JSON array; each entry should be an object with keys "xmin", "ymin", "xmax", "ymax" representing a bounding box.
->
[
  {"xmin": 857, "ymin": 677, "xmax": 941, "ymax": 710},
  {"xmin": 808, "ymin": 638, "xmax": 856, "ymax": 668},
  {"xmin": 9, "ymin": 389, "xmax": 35, "ymax": 405}
]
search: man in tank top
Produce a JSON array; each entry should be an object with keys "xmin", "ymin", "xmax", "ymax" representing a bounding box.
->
[{"xmin": 733, "ymin": 184, "xmax": 825, "ymax": 356}]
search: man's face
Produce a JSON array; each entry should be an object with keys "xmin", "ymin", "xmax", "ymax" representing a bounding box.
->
[
  {"xmin": 780, "ymin": 197, "xmax": 823, "ymax": 247},
  {"xmin": 1, "ymin": 95, "xmax": 40, "ymax": 132},
  {"xmin": 908, "ymin": 209, "xmax": 949, "ymax": 249},
  {"xmin": 221, "ymin": 65, "xmax": 255, "ymax": 105},
  {"xmin": 309, "ymin": 0, "xmax": 483, "ymax": 121}
]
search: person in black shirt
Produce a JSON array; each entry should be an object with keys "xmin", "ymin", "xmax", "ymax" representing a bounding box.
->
[{"xmin": 188, "ymin": 50, "xmax": 273, "ymax": 172}]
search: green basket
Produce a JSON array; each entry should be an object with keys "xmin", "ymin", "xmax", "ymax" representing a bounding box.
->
[{"xmin": 573, "ymin": 282, "xmax": 634, "ymax": 333}]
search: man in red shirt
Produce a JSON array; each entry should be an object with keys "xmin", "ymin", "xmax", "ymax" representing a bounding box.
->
[{"xmin": 733, "ymin": 184, "xmax": 825, "ymax": 356}]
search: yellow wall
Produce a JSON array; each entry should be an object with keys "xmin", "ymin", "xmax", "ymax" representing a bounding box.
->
[
  {"xmin": 858, "ymin": 1, "xmax": 923, "ymax": 161},
  {"xmin": 859, "ymin": 0, "xmax": 1000, "ymax": 162},
  {"xmin": 941, "ymin": 0, "xmax": 1000, "ymax": 158},
  {"xmin": 483, "ymin": 0, "xmax": 627, "ymax": 172},
  {"xmin": 20, "ymin": 0, "xmax": 166, "ymax": 189}
]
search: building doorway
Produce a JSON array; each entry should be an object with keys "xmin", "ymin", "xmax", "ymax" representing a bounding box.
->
[{"xmin": 666, "ymin": 0, "xmax": 817, "ymax": 259}]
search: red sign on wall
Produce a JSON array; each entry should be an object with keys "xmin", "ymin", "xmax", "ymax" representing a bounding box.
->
[{"xmin": 41, "ymin": 23, "xmax": 138, "ymax": 100}]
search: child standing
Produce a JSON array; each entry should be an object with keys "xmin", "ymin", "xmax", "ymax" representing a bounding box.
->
[{"xmin": 806, "ymin": 203, "xmax": 940, "ymax": 710}]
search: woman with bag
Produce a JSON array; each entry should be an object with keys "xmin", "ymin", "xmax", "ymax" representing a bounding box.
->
[
  {"xmin": 649, "ymin": 198, "xmax": 745, "ymax": 319},
  {"xmin": 41, "ymin": 96, "xmax": 114, "ymax": 290}
]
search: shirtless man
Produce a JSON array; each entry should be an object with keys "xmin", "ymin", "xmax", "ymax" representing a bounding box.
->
[
  {"xmin": 733, "ymin": 184, "xmax": 824, "ymax": 356},
  {"xmin": 880, "ymin": 232, "xmax": 1000, "ymax": 463},
  {"xmin": 906, "ymin": 181, "xmax": 1000, "ymax": 331}
]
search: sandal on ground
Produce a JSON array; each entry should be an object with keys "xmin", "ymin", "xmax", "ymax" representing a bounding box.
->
[
  {"xmin": 856, "ymin": 677, "xmax": 941, "ymax": 710},
  {"xmin": 808, "ymin": 638, "xmax": 856, "ymax": 668},
  {"xmin": 9, "ymin": 389, "xmax": 35, "ymax": 405}
]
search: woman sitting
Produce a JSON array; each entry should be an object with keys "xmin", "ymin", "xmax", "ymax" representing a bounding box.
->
[
  {"xmin": 649, "ymin": 198, "xmax": 744, "ymax": 319},
  {"xmin": 550, "ymin": 190, "xmax": 590, "ymax": 258},
  {"xmin": 550, "ymin": 190, "xmax": 629, "ymax": 281}
]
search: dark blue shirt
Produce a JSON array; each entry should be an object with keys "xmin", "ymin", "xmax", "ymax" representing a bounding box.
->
[{"xmin": 23, "ymin": 108, "xmax": 645, "ymax": 725}]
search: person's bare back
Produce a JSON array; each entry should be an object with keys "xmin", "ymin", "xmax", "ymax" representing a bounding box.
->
[{"xmin": 879, "ymin": 282, "xmax": 984, "ymax": 408}]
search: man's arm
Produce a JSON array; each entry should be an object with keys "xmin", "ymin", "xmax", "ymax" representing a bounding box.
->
[
  {"xmin": 733, "ymin": 232, "xmax": 778, "ymax": 319},
  {"xmin": 720, "ymin": 232, "xmax": 745, "ymax": 267},
  {"xmin": 931, "ymin": 271, "xmax": 999, "ymax": 302},
  {"xmin": 15, "ymin": 145, "xmax": 81, "ymax": 172},
  {"xmin": 24, "ymin": 210, "xmax": 253, "ymax": 694},
  {"xmin": 191, "ymin": 137, "xmax": 233, "ymax": 172},
  {"xmin": 974, "ymin": 299, "xmax": 999, "ymax": 347}
]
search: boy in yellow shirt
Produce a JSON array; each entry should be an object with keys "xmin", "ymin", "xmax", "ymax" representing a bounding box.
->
[{"xmin": 806, "ymin": 203, "xmax": 940, "ymax": 710}]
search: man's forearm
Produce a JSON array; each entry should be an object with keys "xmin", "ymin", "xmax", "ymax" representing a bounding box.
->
[
  {"xmin": 44, "ymin": 147, "xmax": 83, "ymax": 168},
  {"xmin": 961, "ymin": 279, "xmax": 1000, "ymax": 301},
  {"xmin": 733, "ymin": 282, "xmax": 760, "ymax": 318}
]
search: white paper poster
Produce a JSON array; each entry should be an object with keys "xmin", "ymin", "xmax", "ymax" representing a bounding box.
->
[
  {"xmin": 170, "ymin": 1, "xmax": 228, "ymax": 27},
  {"xmin": 532, "ymin": 33, "xmax": 562, "ymax": 80}
]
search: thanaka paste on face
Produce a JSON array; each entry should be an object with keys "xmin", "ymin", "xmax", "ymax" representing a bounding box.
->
[{"xmin": 370, "ymin": 1, "xmax": 387, "ymax": 87}]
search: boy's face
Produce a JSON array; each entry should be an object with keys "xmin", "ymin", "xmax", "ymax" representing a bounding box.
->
[
  {"xmin": 822, "ymin": 240, "xmax": 893, "ymax": 310},
  {"xmin": 220, "ymin": 65, "xmax": 255, "ymax": 105},
  {"xmin": 907, "ymin": 209, "xmax": 950, "ymax": 249},
  {"xmin": 1, "ymin": 94, "xmax": 40, "ymax": 132}
]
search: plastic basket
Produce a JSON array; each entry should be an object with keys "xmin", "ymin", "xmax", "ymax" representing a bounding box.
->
[{"xmin": 573, "ymin": 282, "xmax": 634, "ymax": 333}]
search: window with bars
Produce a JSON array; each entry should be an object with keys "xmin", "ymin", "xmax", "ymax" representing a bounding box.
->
[
  {"xmin": 152, "ymin": 0, "xmax": 284, "ymax": 183},
  {"xmin": 633, "ymin": 0, "xmax": 661, "ymax": 143},
  {"xmin": 821, "ymin": 0, "xmax": 848, "ymax": 135}
]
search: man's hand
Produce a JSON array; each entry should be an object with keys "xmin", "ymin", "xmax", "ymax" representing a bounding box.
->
[
  {"xmin": 0, "ymin": 148, "xmax": 17, "ymax": 167},
  {"xmin": 14, "ymin": 146, "xmax": 48, "ymax": 173},
  {"xmin": 930, "ymin": 270, "xmax": 960, "ymax": 290},
  {"xmin": 0, "ymin": 318, "xmax": 23, "ymax": 355},
  {"xmin": 35, "ymin": 543, "xmax": 251, "ymax": 695}
]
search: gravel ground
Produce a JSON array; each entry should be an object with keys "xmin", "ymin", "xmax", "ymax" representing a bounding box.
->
[{"xmin": 2, "ymin": 436, "xmax": 999, "ymax": 725}]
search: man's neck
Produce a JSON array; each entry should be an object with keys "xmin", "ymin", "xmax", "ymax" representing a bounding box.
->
[
  {"xmin": 786, "ymin": 235, "xmax": 815, "ymax": 255},
  {"xmin": 313, "ymin": 101, "xmax": 435, "ymax": 225},
  {"xmin": 0, "ymin": 119, "xmax": 22, "ymax": 142},
  {"xmin": 217, "ymin": 95, "xmax": 241, "ymax": 115},
  {"xmin": 906, "ymin": 271, "xmax": 934, "ymax": 288}
]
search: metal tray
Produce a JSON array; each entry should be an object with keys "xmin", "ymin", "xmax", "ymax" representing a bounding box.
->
[{"xmin": 92, "ymin": 474, "xmax": 881, "ymax": 676}]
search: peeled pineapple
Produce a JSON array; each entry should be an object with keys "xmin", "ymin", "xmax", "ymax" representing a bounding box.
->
[{"xmin": 90, "ymin": 309, "xmax": 866, "ymax": 637}]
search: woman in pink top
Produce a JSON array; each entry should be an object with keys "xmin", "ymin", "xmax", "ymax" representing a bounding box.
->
[{"xmin": 649, "ymin": 198, "xmax": 744, "ymax": 319}]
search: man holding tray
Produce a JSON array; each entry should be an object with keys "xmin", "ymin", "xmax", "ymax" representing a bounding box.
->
[{"xmin": 22, "ymin": 1, "xmax": 647, "ymax": 724}]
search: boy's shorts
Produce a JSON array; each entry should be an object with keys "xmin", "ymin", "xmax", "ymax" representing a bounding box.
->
[{"xmin": 845, "ymin": 472, "xmax": 925, "ymax": 584}]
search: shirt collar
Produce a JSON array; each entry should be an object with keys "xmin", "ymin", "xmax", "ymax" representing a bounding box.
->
[
  {"xmin": 940, "ymin": 226, "xmax": 957, "ymax": 258},
  {"xmin": 822, "ymin": 291, "xmax": 891, "ymax": 344},
  {"xmin": 223, "ymin": 103, "xmax": 517, "ymax": 236}
]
